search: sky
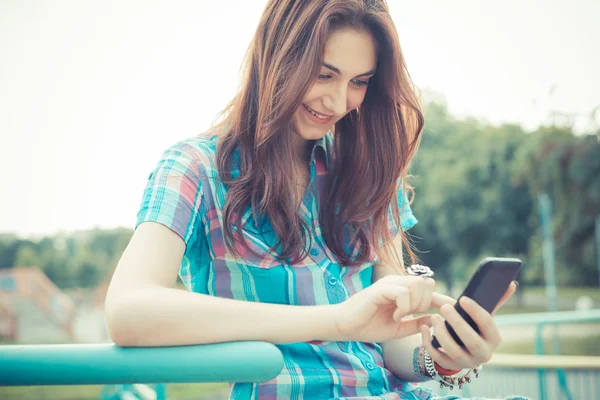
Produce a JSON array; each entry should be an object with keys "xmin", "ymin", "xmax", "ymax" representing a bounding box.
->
[{"xmin": 1, "ymin": 0, "xmax": 599, "ymax": 237}]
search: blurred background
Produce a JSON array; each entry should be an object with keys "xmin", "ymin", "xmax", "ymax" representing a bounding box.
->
[{"xmin": 0, "ymin": 0, "xmax": 599, "ymax": 399}]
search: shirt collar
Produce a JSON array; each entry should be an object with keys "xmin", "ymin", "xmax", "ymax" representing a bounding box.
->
[{"xmin": 310, "ymin": 131, "xmax": 332, "ymax": 168}]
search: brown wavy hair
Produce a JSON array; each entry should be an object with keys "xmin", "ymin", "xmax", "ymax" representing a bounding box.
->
[{"xmin": 215, "ymin": 0, "xmax": 424, "ymax": 268}]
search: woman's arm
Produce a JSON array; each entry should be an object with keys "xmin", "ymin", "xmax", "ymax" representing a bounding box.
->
[
  {"xmin": 382, "ymin": 333, "xmax": 431, "ymax": 382},
  {"xmin": 375, "ymin": 237, "xmax": 438, "ymax": 382},
  {"xmin": 105, "ymin": 222, "xmax": 340, "ymax": 347}
]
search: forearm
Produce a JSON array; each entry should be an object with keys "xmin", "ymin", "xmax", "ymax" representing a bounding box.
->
[
  {"xmin": 382, "ymin": 333, "xmax": 432, "ymax": 383},
  {"xmin": 105, "ymin": 286, "xmax": 341, "ymax": 347}
]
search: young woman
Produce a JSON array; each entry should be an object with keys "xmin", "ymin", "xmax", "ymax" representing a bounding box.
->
[{"xmin": 105, "ymin": 1, "xmax": 523, "ymax": 399}]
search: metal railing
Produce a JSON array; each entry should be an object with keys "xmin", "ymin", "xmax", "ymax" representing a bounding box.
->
[
  {"xmin": 1, "ymin": 309, "xmax": 599, "ymax": 400},
  {"xmin": 493, "ymin": 309, "xmax": 600, "ymax": 400}
]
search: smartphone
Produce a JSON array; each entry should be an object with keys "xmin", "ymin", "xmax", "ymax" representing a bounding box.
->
[{"xmin": 431, "ymin": 257, "xmax": 522, "ymax": 349}]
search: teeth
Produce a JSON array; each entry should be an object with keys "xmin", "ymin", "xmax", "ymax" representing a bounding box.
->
[{"xmin": 306, "ymin": 105, "xmax": 329, "ymax": 119}]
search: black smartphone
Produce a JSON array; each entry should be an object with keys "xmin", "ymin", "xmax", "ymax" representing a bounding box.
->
[{"xmin": 432, "ymin": 257, "xmax": 522, "ymax": 349}]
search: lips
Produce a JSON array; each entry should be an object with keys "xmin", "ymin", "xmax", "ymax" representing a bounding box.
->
[{"xmin": 303, "ymin": 104, "xmax": 333, "ymax": 124}]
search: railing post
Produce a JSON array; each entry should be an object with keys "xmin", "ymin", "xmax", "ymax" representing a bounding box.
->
[
  {"xmin": 155, "ymin": 384, "xmax": 167, "ymax": 400},
  {"xmin": 535, "ymin": 323, "xmax": 547, "ymax": 400}
]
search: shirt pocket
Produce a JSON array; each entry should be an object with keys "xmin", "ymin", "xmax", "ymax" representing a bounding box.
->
[
  {"xmin": 236, "ymin": 224, "xmax": 283, "ymax": 268},
  {"xmin": 226, "ymin": 205, "xmax": 284, "ymax": 269}
]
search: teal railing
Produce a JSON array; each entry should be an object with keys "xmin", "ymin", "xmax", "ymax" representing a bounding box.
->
[
  {"xmin": 0, "ymin": 341, "xmax": 282, "ymax": 399},
  {"xmin": 493, "ymin": 308, "xmax": 600, "ymax": 400},
  {"xmin": 1, "ymin": 309, "xmax": 599, "ymax": 399}
]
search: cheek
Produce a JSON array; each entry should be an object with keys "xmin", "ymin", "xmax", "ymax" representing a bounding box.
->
[{"xmin": 302, "ymin": 84, "xmax": 322, "ymax": 104}]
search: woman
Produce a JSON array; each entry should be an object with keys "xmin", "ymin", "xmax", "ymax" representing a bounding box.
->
[{"xmin": 105, "ymin": 1, "xmax": 523, "ymax": 399}]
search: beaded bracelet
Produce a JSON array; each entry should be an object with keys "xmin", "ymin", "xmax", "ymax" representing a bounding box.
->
[
  {"xmin": 435, "ymin": 364, "xmax": 483, "ymax": 390},
  {"xmin": 413, "ymin": 344, "xmax": 430, "ymax": 378},
  {"xmin": 420, "ymin": 346, "xmax": 483, "ymax": 390}
]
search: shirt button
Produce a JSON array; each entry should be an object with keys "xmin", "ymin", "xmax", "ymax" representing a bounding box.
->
[
  {"xmin": 366, "ymin": 362, "xmax": 374, "ymax": 370},
  {"xmin": 310, "ymin": 248, "xmax": 319, "ymax": 256},
  {"xmin": 328, "ymin": 277, "xmax": 338, "ymax": 286}
]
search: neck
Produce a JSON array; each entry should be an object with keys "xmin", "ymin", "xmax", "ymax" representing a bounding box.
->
[{"xmin": 290, "ymin": 132, "xmax": 312, "ymax": 165}]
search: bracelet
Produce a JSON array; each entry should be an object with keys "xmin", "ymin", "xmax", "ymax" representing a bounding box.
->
[
  {"xmin": 421, "ymin": 347, "xmax": 484, "ymax": 390},
  {"xmin": 423, "ymin": 348, "xmax": 437, "ymax": 378},
  {"xmin": 435, "ymin": 364, "xmax": 483, "ymax": 390},
  {"xmin": 413, "ymin": 345, "xmax": 431, "ymax": 378},
  {"xmin": 434, "ymin": 361, "xmax": 461, "ymax": 376}
]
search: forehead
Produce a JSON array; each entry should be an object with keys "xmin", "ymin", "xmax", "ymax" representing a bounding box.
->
[{"xmin": 322, "ymin": 28, "xmax": 377, "ymax": 75}]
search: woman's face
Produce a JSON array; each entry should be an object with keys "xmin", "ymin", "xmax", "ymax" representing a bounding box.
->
[{"xmin": 293, "ymin": 28, "xmax": 377, "ymax": 141}]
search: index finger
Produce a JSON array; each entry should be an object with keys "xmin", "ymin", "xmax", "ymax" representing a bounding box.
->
[{"xmin": 431, "ymin": 292, "xmax": 456, "ymax": 308}]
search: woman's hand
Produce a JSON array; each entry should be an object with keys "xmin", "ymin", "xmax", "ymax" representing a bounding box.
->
[
  {"xmin": 333, "ymin": 275, "xmax": 455, "ymax": 343},
  {"xmin": 420, "ymin": 281, "xmax": 518, "ymax": 371}
]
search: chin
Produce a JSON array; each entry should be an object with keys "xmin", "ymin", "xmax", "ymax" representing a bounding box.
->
[
  {"xmin": 293, "ymin": 114, "xmax": 333, "ymax": 141},
  {"xmin": 295, "ymin": 126, "xmax": 331, "ymax": 141}
]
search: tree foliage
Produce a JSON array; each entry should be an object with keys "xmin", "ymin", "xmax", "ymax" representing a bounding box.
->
[{"xmin": 0, "ymin": 103, "xmax": 598, "ymax": 290}]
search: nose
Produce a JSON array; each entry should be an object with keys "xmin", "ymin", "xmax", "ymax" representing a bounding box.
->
[{"xmin": 323, "ymin": 84, "xmax": 347, "ymax": 116}]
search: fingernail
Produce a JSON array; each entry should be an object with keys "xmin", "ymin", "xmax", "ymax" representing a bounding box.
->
[
  {"xmin": 513, "ymin": 280, "xmax": 519, "ymax": 287},
  {"xmin": 461, "ymin": 296, "xmax": 473, "ymax": 306}
]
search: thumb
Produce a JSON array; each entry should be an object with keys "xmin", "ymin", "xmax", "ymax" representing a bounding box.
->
[{"xmin": 396, "ymin": 314, "xmax": 433, "ymax": 338}]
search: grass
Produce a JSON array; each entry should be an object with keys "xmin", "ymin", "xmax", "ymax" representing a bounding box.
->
[
  {"xmin": 0, "ymin": 385, "xmax": 104, "ymax": 400},
  {"xmin": 524, "ymin": 286, "xmax": 600, "ymax": 301},
  {"xmin": 0, "ymin": 383, "xmax": 229, "ymax": 400},
  {"xmin": 494, "ymin": 305, "xmax": 547, "ymax": 315},
  {"xmin": 497, "ymin": 334, "xmax": 600, "ymax": 356}
]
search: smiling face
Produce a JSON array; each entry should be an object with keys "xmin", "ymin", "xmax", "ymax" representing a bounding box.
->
[{"xmin": 293, "ymin": 27, "xmax": 378, "ymax": 141}]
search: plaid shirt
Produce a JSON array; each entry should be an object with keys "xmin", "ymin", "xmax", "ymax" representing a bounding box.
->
[{"xmin": 136, "ymin": 133, "xmax": 437, "ymax": 400}]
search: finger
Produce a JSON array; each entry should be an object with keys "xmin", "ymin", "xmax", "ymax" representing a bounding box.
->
[
  {"xmin": 375, "ymin": 284, "xmax": 409, "ymax": 306},
  {"xmin": 460, "ymin": 296, "xmax": 502, "ymax": 348},
  {"xmin": 491, "ymin": 281, "xmax": 517, "ymax": 316},
  {"xmin": 420, "ymin": 323, "xmax": 460, "ymax": 371},
  {"xmin": 440, "ymin": 304, "xmax": 492, "ymax": 363},
  {"xmin": 430, "ymin": 292, "xmax": 457, "ymax": 308},
  {"xmin": 409, "ymin": 279, "xmax": 424, "ymax": 314},
  {"xmin": 388, "ymin": 286, "xmax": 411, "ymax": 321},
  {"xmin": 417, "ymin": 278, "xmax": 435, "ymax": 313},
  {"xmin": 430, "ymin": 314, "xmax": 472, "ymax": 369},
  {"xmin": 374, "ymin": 284, "xmax": 411, "ymax": 322},
  {"xmin": 396, "ymin": 314, "xmax": 432, "ymax": 338}
]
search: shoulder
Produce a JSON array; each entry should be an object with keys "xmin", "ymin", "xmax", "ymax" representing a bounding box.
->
[{"xmin": 158, "ymin": 133, "xmax": 221, "ymax": 176}]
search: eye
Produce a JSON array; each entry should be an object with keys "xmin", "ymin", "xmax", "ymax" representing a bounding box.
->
[
  {"xmin": 318, "ymin": 74, "xmax": 332, "ymax": 81},
  {"xmin": 352, "ymin": 79, "xmax": 369, "ymax": 87}
]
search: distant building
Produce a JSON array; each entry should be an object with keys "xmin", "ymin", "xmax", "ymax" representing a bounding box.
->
[{"xmin": 0, "ymin": 267, "xmax": 76, "ymax": 343}]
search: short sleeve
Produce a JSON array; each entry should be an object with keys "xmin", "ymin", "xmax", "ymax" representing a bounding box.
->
[
  {"xmin": 136, "ymin": 142, "xmax": 205, "ymax": 245},
  {"xmin": 389, "ymin": 184, "xmax": 418, "ymax": 237}
]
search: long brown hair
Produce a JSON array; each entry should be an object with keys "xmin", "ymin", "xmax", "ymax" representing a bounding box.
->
[{"xmin": 216, "ymin": 0, "xmax": 424, "ymax": 268}]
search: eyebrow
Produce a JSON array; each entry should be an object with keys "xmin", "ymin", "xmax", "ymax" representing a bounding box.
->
[{"xmin": 322, "ymin": 62, "xmax": 376, "ymax": 78}]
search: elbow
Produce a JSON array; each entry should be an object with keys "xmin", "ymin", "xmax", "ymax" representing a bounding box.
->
[{"xmin": 104, "ymin": 295, "xmax": 142, "ymax": 347}]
